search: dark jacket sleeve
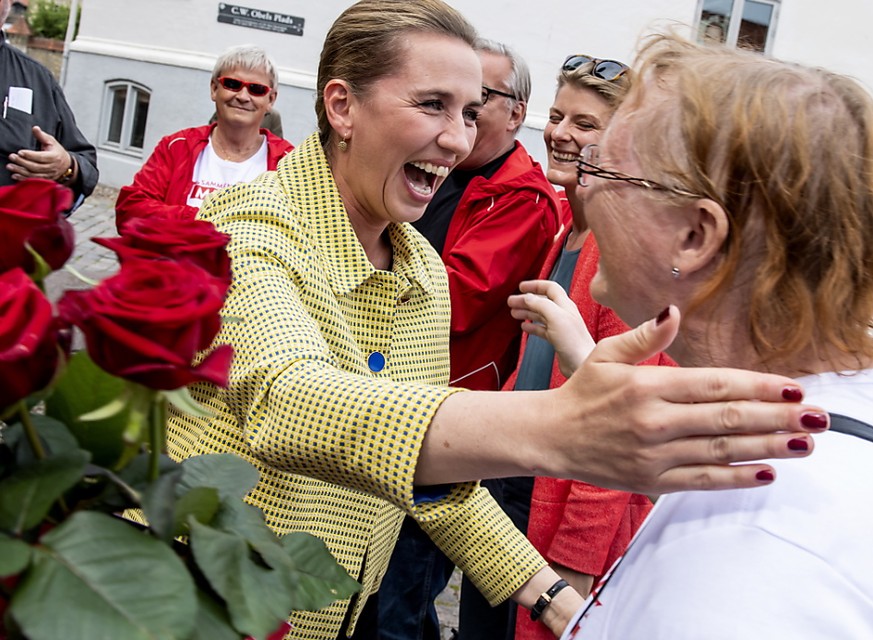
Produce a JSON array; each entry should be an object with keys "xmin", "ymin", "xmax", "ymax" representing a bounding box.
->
[{"xmin": 50, "ymin": 82, "xmax": 98, "ymax": 208}]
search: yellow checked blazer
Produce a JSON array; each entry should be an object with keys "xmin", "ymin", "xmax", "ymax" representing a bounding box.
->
[{"xmin": 168, "ymin": 133, "xmax": 545, "ymax": 639}]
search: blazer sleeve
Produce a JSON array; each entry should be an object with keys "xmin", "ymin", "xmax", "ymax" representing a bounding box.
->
[{"xmin": 545, "ymin": 482, "xmax": 633, "ymax": 576}]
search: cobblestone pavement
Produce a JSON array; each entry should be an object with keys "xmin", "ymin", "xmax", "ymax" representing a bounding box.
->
[
  {"xmin": 49, "ymin": 185, "xmax": 463, "ymax": 638},
  {"xmin": 45, "ymin": 184, "xmax": 120, "ymax": 303}
]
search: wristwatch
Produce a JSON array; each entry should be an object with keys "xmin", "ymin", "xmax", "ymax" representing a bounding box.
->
[{"xmin": 58, "ymin": 156, "xmax": 76, "ymax": 184}]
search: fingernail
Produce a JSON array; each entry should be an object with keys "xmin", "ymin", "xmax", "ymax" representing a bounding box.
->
[
  {"xmin": 800, "ymin": 412, "xmax": 829, "ymax": 431},
  {"xmin": 756, "ymin": 470, "xmax": 775, "ymax": 483},
  {"xmin": 655, "ymin": 306, "xmax": 671, "ymax": 325},
  {"xmin": 787, "ymin": 438, "xmax": 809, "ymax": 452},
  {"xmin": 781, "ymin": 386, "xmax": 803, "ymax": 402}
]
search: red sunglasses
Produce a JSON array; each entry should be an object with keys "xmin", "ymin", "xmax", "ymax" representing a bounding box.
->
[{"xmin": 217, "ymin": 76, "xmax": 272, "ymax": 97}]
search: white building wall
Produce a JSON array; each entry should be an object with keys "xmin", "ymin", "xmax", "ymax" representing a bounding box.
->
[{"xmin": 63, "ymin": 0, "xmax": 873, "ymax": 188}]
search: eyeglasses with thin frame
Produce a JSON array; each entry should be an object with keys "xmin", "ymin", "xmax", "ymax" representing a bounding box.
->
[
  {"xmin": 217, "ymin": 76, "xmax": 272, "ymax": 97},
  {"xmin": 562, "ymin": 55, "xmax": 629, "ymax": 81},
  {"xmin": 577, "ymin": 144, "xmax": 703, "ymax": 199},
  {"xmin": 481, "ymin": 85, "xmax": 518, "ymax": 105}
]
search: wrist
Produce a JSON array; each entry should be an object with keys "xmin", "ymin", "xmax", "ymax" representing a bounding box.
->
[
  {"xmin": 538, "ymin": 583, "xmax": 584, "ymax": 636},
  {"xmin": 58, "ymin": 154, "xmax": 76, "ymax": 185},
  {"xmin": 530, "ymin": 578, "xmax": 570, "ymax": 621}
]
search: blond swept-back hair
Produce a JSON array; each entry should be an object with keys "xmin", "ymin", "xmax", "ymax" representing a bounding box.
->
[
  {"xmin": 316, "ymin": 0, "xmax": 477, "ymax": 147},
  {"xmin": 556, "ymin": 58, "xmax": 633, "ymax": 110},
  {"xmin": 625, "ymin": 33, "xmax": 873, "ymax": 368},
  {"xmin": 212, "ymin": 44, "xmax": 278, "ymax": 90}
]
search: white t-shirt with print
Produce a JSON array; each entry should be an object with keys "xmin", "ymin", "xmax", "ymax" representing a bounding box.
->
[
  {"xmin": 563, "ymin": 368, "xmax": 873, "ymax": 640},
  {"xmin": 186, "ymin": 136, "xmax": 268, "ymax": 208}
]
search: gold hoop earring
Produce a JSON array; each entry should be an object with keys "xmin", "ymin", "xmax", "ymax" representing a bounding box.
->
[{"xmin": 338, "ymin": 137, "xmax": 348, "ymax": 152}]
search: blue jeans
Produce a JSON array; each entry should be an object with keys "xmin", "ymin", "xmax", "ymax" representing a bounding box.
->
[
  {"xmin": 378, "ymin": 477, "xmax": 533, "ymax": 640},
  {"xmin": 379, "ymin": 515, "xmax": 454, "ymax": 640}
]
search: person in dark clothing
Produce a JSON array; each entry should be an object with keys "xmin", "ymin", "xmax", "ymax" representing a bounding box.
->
[{"xmin": 1, "ymin": 0, "xmax": 98, "ymax": 210}]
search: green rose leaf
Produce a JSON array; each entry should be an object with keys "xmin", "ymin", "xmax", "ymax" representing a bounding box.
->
[
  {"xmin": 140, "ymin": 466, "xmax": 184, "ymax": 543},
  {"xmin": 190, "ymin": 588, "xmax": 243, "ymax": 640},
  {"xmin": 173, "ymin": 486, "xmax": 220, "ymax": 535},
  {"xmin": 211, "ymin": 498, "xmax": 286, "ymax": 560},
  {"xmin": 2, "ymin": 416, "xmax": 80, "ymax": 467},
  {"xmin": 0, "ymin": 450, "xmax": 89, "ymax": 534},
  {"xmin": 44, "ymin": 351, "xmax": 131, "ymax": 467},
  {"xmin": 188, "ymin": 517, "xmax": 293, "ymax": 639},
  {"xmin": 206, "ymin": 500, "xmax": 359, "ymax": 613},
  {"xmin": 9, "ymin": 511, "xmax": 196, "ymax": 640},
  {"xmin": 177, "ymin": 453, "xmax": 260, "ymax": 501},
  {"xmin": 0, "ymin": 535, "xmax": 32, "ymax": 576},
  {"xmin": 280, "ymin": 532, "xmax": 361, "ymax": 611}
]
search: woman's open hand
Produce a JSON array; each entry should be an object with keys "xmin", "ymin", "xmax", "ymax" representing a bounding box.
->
[{"xmin": 508, "ymin": 279, "xmax": 595, "ymax": 377}]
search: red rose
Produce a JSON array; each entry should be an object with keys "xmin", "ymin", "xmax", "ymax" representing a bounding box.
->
[
  {"xmin": 94, "ymin": 217, "xmax": 232, "ymax": 284},
  {"xmin": 0, "ymin": 268, "xmax": 64, "ymax": 410},
  {"xmin": 58, "ymin": 258, "xmax": 233, "ymax": 391},
  {"xmin": 0, "ymin": 179, "xmax": 74, "ymax": 275}
]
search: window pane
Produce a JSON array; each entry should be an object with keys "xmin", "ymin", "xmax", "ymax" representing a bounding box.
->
[
  {"xmin": 699, "ymin": 0, "xmax": 731, "ymax": 44},
  {"xmin": 129, "ymin": 89, "xmax": 150, "ymax": 150},
  {"xmin": 738, "ymin": 1, "xmax": 774, "ymax": 52},
  {"xmin": 107, "ymin": 87, "xmax": 126, "ymax": 144}
]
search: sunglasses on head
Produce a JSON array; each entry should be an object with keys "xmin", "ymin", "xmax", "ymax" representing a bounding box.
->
[
  {"xmin": 217, "ymin": 76, "xmax": 272, "ymax": 97},
  {"xmin": 562, "ymin": 55, "xmax": 629, "ymax": 81}
]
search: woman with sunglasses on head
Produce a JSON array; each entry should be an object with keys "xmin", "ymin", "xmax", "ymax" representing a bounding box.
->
[
  {"xmin": 114, "ymin": 44, "xmax": 293, "ymax": 231},
  {"xmin": 518, "ymin": 34, "xmax": 873, "ymax": 639},
  {"xmin": 164, "ymin": 2, "xmax": 827, "ymax": 636},
  {"xmin": 508, "ymin": 55, "xmax": 676, "ymax": 640}
]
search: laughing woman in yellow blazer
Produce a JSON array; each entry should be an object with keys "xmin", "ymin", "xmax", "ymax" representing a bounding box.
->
[{"xmin": 167, "ymin": 1, "xmax": 827, "ymax": 638}]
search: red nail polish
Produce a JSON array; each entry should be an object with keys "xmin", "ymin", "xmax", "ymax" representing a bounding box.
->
[
  {"xmin": 756, "ymin": 470, "xmax": 775, "ymax": 483},
  {"xmin": 800, "ymin": 412, "xmax": 828, "ymax": 431},
  {"xmin": 655, "ymin": 306, "xmax": 671, "ymax": 325},
  {"xmin": 781, "ymin": 387, "xmax": 803, "ymax": 402},
  {"xmin": 787, "ymin": 438, "xmax": 809, "ymax": 452}
]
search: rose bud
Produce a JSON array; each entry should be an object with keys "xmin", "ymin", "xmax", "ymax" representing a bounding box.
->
[
  {"xmin": 0, "ymin": 268, "xmax": 64, "ymax": 409},
  {"xmin": 0, "ymin": 179, "xmax": 74, "ymax": 275}
]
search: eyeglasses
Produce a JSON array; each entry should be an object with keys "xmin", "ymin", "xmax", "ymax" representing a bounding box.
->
[
  {"xmin": 217, "ymin": 76, "xmax": 272, "ymax": 97},
  {"xmin": 481, "ymin": 85, "xmax": 518, "ymax": 105},
  {"xmin": 562, "ymin": 55, "xmax": 629, "ymax": 81},
  {"xmin": 577, "ymin": 144, "xmax": 703, "ymax": 199}
]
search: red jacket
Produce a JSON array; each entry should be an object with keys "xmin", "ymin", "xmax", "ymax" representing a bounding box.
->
[
  {"xmin": 115, "ymin": 123, "xmax": 293, "ymax": 231},
  {"xmin": 511, "ymin": 203, "xmax": 675, "ymax": 640},
  {"xmin": 443, "ymin": 141, "xmax": 562, "ymax": 391}
]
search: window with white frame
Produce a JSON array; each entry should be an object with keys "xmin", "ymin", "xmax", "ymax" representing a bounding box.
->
[
  {"xmin": 101, "ymin": 81, "xmax": 150, "ymax": 154},
  {"xmin": 696, "ymin": 0, "xmax": 779, "ymax": 53}
]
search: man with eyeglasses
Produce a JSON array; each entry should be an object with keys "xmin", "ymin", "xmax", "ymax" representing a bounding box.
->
[
  {"xmin": 379, "ymin": 38, "xmax": 563, "ymax": 640},
  {"xmin": 0, "ymin": 0, "xmax": 98, "ymax": 212}
]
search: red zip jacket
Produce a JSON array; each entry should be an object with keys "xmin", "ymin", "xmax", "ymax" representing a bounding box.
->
[
  {"xmin": 443, "ymin": 141, "xmax": 562, "ymax": 391},
  {"xmin": 115, "ymin": 123, "xmax": 293, "ymax": 231}
]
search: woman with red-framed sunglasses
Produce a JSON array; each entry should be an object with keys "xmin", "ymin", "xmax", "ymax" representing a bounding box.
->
[{"xmin": 115, "ymin": 44, "xmax": 293, "ymax": 231}]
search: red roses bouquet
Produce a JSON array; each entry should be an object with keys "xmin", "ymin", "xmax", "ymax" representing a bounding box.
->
[{"xmin": 0, "ymin": 181, "xmax": 357, "ymax": 640}]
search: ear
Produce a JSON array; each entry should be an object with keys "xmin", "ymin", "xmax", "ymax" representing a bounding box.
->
[
  {"xmin": 507, "ymin": 99, "xmax": 527, "ymax": 132},
  {"xmin": 672, "ymin": 197, "xmax": 729, "ymax": 276},
  {"xmin": 209, "ymin": 79, "xmax": 219, "ymax": 103},
  {"xmin": 323, "ymin": 79, "xmax": 354, "ymax": 139},
  {"xmin": 267, "ymin": 89, "xmax": 278, "ymax": 109}
]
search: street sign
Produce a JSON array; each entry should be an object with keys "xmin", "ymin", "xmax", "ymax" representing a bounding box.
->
[{"xmin": 217, "ymin": 4, "xmax": 304, "ymax": 37}]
